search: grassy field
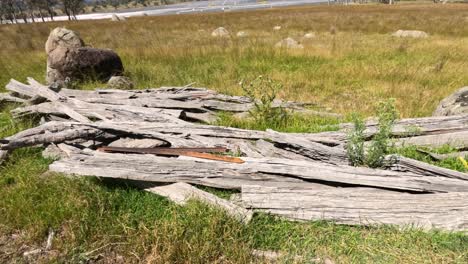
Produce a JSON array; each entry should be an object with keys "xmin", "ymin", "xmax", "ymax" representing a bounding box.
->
[
  {"xmin": 1, "ymin": 3, "xmax": 468, "ymax": 263},
  {"xmin": 2, "ymin": 4, "xmax": 468, "ymax": 116}
]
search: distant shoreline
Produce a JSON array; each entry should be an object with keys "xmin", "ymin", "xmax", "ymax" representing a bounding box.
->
[{"xmin": 1, "ymin": 0, "xmax": 329, "ymax": 24}]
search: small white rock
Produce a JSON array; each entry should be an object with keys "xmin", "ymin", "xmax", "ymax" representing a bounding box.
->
[
  {"xmin": 304, "ymin": 32, "xmax": 316, "ymax": 39},
  {"xmin": 273, "ymin": 26, "xmax": 282, "ymax": 31},
  {"xmin": 275, "ymin": 37, "xmax": 304, "ymax": 49},
  {"xmin": 236, "ymin": 31, "xmax": 248, "ymax": 37},
  {"xmin": 111, "ymin": 14, "xmax": 126, "ymax": 21},
  {"xmin": 107, "ymin": 76, "xmax": 134, "ymax": 90},
  {"xmin": 391, "ymin": 30, "xmax": 428, "ymax": 38},
  {"xmin": 211, "ymin": 27, "xmax": 230, "ymax": 38}
]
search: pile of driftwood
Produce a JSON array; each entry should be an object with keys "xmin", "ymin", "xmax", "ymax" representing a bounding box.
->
[{"xmin": 1, "ymin": 78, "xmax": 467, "ymax": 231}]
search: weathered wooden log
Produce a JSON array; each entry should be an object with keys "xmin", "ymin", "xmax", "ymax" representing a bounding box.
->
[
  {"xmin": 0, "ymin": 122, "xmax": 75, "ymax": 164},
  {"xmin": 313, "ymin": 114, "xmax": 468, "ymax": 147},
  {"xmin": 0, "ymin": 122, "xmax": 117, "ymax": 152},
  {"xmin": 146, "ymin": 182, "xmax": 253, "ymax": 223},
  {"xmin": 0, "ymin": 93, "xmax": 26, "ymax": 104},
  {"xmin": 2, "ymin": 78, "xmax": 468, "ymax": 231},
  {"xmin": 385, "ymin": 155, "xmax": 468, "ymax": 181},
  {"xmin": 6, "ymin": 78, "xmax": 90, "ymax": 123},
  {"xmin": 12, "ymin": 101, "xmax": 188, "ymax": 124},
  {"xmin": 5, "ymin": 79, "xmax": 337, "ymax": 124},
  {"xmin": 108, "ymin": 138, "xmax": 167, "ymax": 148},
  {"xmin": 0, "ymin": 121, "xmax": 346, "ymax": 164},
  {"xmin": 3, "ymin": 119, "xmax": 467, "ymax": 184},
  {"xmin": 340, "ymin": 114, "xmax": 468, "ymax": 138},
  {"xmin": 241, "ymin": 185, "xmax": 468, "ymax": 231},
  {"xmin": 6, "ymin": 79, "xmax": 468, "ymax": 152},
  {"xmin": 48, "ymin": 151, "xmax": 468, "ymax": 193},
  {"xmin": 48, "ymin": 152, "xmax": 320, "ymax": 190},
  {"xmin": 394, "ymin": 131, "xmax": 468, "ymax": 149}
]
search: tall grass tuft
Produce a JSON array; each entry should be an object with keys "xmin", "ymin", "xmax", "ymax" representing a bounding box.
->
[{"xmin": 365, "ymin": 99, "xmax": 399, "ymax": 168}]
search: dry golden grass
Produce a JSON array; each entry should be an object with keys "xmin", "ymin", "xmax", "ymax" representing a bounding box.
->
[
  {"xmin": 1, "ymin": 4, "xmax": 468, "ymax": 117},
  {"xmin": 1, "ymin": 4, "xmax": 468, "ymax": 263}
]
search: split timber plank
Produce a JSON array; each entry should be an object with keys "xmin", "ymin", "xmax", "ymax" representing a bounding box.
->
[
  {"xmin": 48, "ymin": 152, "xmax": 315, "ymax": 190},
  {"xmin": 6, "ymin": 79, "xmax": 90, "ymax": 123},
  {"xmin": 6, "ymin": 79, "xmax": 39, "ymax": 98},
  {"xmin": 48, "ymin": 152, "xmax": 468, "ymax": 193},
  {"xmin": 6, "ymin": 79, "xmax": 340, "ymax": 124},
  {"xmin": 0, "ymin": 121, "xmax": 345, "ymax": 163},
  {"xmin": 241, "ymin": 185, "xmax": 468, "ymax": 231},
  {"xmin": 319, "ymin": 114, "xmax": 468, "ymax": 143},
  {"xmin": 12, "ymin": 101, "xmax": 188, "ymax": 124},
  {"xmin": 340, "ymin": 114, "xmax": 468, "ymax": 137},
  {"xmin": 0, "ymin": 93, "xmax": 26, "ymax": 103},
  {"xmin": 385, "ymin": 155, "xmax": 468, "ymax": 181},
  {"xmin": 146, "ymin": 182, "xmax": 253, "ymax": 223},
  {"xmin": 394, "ymin": 131, "xmax": 468, "ymax": 149}
]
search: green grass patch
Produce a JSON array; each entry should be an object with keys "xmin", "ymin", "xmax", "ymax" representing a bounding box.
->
[
  {"xmin": 1, "ymin": 149, "xmax": 467, "ymax": 263},
  {"xmin": 392, "ymin": 145, "xmax": 468, "ymax": 173},
  {"xmin": 216, "ymin": 112, "xmax": 341, "ymax": 133},
  {"xmin": 1, "ymin": 3, "xmax": 468, "ymax": 262}
]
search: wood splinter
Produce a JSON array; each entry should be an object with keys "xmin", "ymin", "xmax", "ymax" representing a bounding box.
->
[{"xmin": 97, "ymin": 146, "xmax": 245, "ymax": 164}]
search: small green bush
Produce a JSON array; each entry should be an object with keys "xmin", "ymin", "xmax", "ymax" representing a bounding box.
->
[
  {"xmin": 366, "ymin": 99, "xmax": 399, "ymax": 167},
  {"xmin": 241, "ymin": 75, "xmax": 289, "ymax": 128},
  {"xmin": 347, "ymin": 99, "xmax": 399, "ymax": 168},
  {"xmin": 346, "ymin": 113, "xmax": 366, "ymax": 166}
]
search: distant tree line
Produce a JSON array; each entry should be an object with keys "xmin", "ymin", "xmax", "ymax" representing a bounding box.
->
[
  {"xmin": 0, "ymin": 0, "xmax": 198, "ymax": 23},
  {"xmin": 0, "ymin": 0, "xmax": 85, "ymax": 23},
  {"xmin": 92, "ymin": 0, "xmax": 195, "ymax": 10}
]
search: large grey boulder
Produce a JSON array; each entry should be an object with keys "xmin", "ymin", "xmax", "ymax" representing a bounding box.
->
[
  {"xmin": 45, "ymin": 28, "xmax": 84, "ymax": 85},
  {"xmin": 392, "ymin": 30, "xmax": 429, "ymax": 38},
  {"xmin": 45, "ymin": 27, "xmax": 124, "ymax": 86},
  {"xmin": 48, "ymin": 47, "xmax": 123, "ymax": 84},
  {"xmin": 433, "ymin": 87, "xmax": 468, "ymax": 116},
  {"xmin": 45, "ymin": 27, "xmax": 84, "ymax": 54}
]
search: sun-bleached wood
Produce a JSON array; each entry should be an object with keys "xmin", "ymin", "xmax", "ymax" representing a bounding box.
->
[
  {"xmin": 48, "ymin": 151, "xmax": 468, "ymax": 193},
  {"xmin": 146, "ymin": 182, "xmax": 253, "ymax": 223},
  {"xmin": 2, "ymin": 78, "xmax": 468, "ymax": 231},
  {"xmin": 386, "ymin": 155, "xmax": 468, "ymax": 181},
  {"xmin": 6, "ymin": 78, "xmax": 332, "ymax": 124},
  {"xmin": 241, "ymin": 185, "xmax": 468, "ymax": 231}
]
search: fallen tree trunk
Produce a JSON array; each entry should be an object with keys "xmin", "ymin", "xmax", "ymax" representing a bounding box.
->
[
  {"xmin": 386, "ymin": 155, "xmax": 468, "ymax": 181},
  {"xmin": 241, "ymin": 185, "xmax": 468, "ymax": 231},
  {"xmin": 340, "ymin": 114, "xmax": 468, "ymax": 138},
  {"xmin": 394, "ymin": 131, "xmax": 468, "ymax": 149},
  {"xmin": 4, "ymin": 78, "xmax": 468, "ymax": 152},
  {"xmin": 2, "ymin": 78, "xmax": 468, "ymax": 231},
  {"xmin": 48, "ymin": 151, "xmax": 468, "ymax": 193},
  {"xmin": 7, "ymin": 78, "xmax": 91, "ymax": 123},
  {"xmin": 4, "ymin": 79, "xmax": 333, "ymax": 124},
  {"xmin": 0, "ymin": 121, "xmax": 348, "ymax": 164}
]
